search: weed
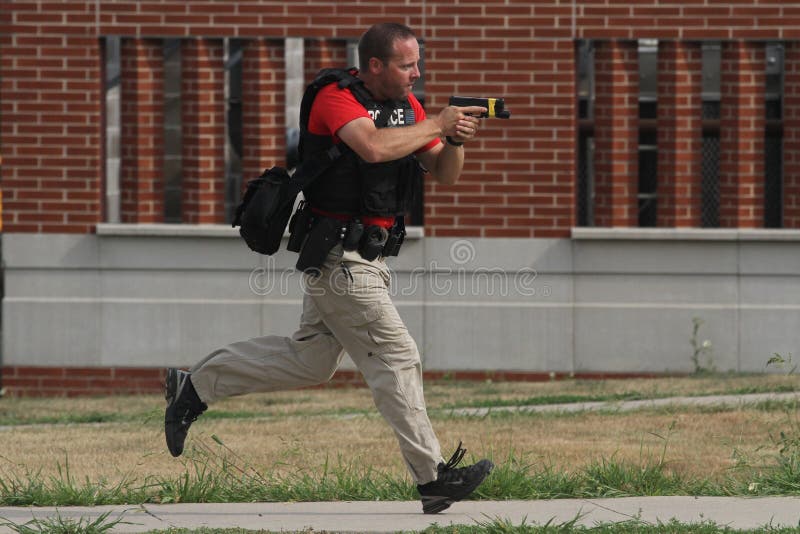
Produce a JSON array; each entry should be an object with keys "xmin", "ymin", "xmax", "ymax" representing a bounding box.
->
[
  {"xmin": 0, "ymin": 509, "xmax": 130, "ymax": 534},
  {"xmin": 690, "ymin": 317, "xmax": 716, "ymax": 374},
  {"xmin": 420, "ymin": 517, "xmax": 800, "ymax": 533},
  {"xmin": 767, "ymin": 353, "xmax": 797, "ymax": 375},
  {"xmin": 741, "ymin": 355, "xmax": 800, "ymax": 495}
]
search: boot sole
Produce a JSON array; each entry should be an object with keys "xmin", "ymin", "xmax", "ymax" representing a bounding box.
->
[{"xmin": 421, "ymin": 495, "xmax": 455, "ymax": 514}]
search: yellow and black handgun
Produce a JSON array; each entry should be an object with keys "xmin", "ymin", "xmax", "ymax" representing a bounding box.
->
[{"xmin": 448, "ymin": 96, "xmax": 511, "ymax": 119}]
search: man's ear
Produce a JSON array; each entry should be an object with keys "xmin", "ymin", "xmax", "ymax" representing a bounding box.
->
[{"xmin": 368, "ymin": 57, "xmax": 384, "ymax": 74}]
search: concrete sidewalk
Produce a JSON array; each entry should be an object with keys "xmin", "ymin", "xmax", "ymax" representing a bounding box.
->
[
  {"xmin": 448, "ymin": 391, "xmax": 800, "ymax": 417},
  {"xmin": 1, "ymin": 497, "xmax": 800, "ymax": 532}
]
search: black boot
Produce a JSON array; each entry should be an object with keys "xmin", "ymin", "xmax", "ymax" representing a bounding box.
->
[
  {"xmin": 164, "ymin": 368, "xmax": 207, "ymax": 457},
  {"xmin": 417, "ymin": 442, "xmax": 494, "ymax": 514}
]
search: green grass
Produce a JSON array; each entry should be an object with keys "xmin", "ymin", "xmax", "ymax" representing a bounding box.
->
[
  {"xmin": 0, "ymin": 509, "xmax": 131, "ymax": 533},
  {"xmin": 442, "ymin": 392, "xmax": 650, "ymax": 410},
  {"xmin": 2, "ymin": 441, "xmax": 800, "ymax": 507},
  {"xmin": 1, "ymin": 377, "xmax": 800, "ymax": 509},
  {"xmin": 0, "ymin": 405, "xmax": 378, "ymax": 428},
  {"xmin": 420, "ymin": 517, "xmax": 800, "ymax": 533},
  {"xmin": 5, "ymin": 521, "xmax": 793, "ymax": 534},
  {"xmin": 4, "ymin": 392, "xmax": 796, "ymax": 429},
  {"xmin": 441, "ymin": 384, "xmax": 798, "ymax": 411},
  {"xmin": 0, "ymin": 375, "xmax": 796, "ymax": 428},
  {"xmin": 135, "ymin": 522, "xmax": 800, "ymax": 534},
  {"xmin": 0, "ymin": 411, "xmax": 150, "ymax": 427}
]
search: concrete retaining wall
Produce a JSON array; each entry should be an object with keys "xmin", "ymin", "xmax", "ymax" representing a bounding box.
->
[{"xmin": 2, "ymin": 226, "xmax": 798, "ymax": 380}]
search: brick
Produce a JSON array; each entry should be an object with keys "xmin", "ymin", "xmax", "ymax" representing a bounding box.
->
[
  {"xmin": 64, "ymin": 367, "xmax": 114, "ymax": 378},
  {"xmin": 181, "ymin": 38, "xmax": 225, "ymax": 224},
  {"xmin": 120, "ymin": 38, "xmax": 164, "ymax": 223},
  {"xmin": 3, "ymin": 1, "xmax": 790, "ymax": 240},
  {"xmin": 657, "ymin": 41, "xmax": 703, "ymax": 228},
  {"xmin": 112, "ymin": 367, "xmax": 164, "ymax": 379},
  {"xmin": 719, "ymin": 41, "xmax": 766, "ymax": 229},
  {"xmin": 592, "ymin": 40, "xmax": 639, "ymax": 228}
]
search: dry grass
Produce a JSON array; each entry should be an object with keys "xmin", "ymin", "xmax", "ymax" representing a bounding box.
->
[
  {"xmin": 0, "ymin": 374, "xmax": 796, "ymax": 488},
  {"xmin": 1, "ymin": 373, "xmax": 795, "ymax": 422}
]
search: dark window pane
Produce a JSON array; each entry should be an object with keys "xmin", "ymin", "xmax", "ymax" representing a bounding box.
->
[
  {"xmin": 163, "ymin": 38, "xmax": 183, "ymax": 223},
  {"xmin": 765, "ymin": 133, "xmax": 783, "ymax": 228},
  {"xmin": 701, "ymin": 135, "xmax": 720, "ymax": 228}
]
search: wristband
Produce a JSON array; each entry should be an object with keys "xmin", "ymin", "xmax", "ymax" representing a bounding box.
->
[{"xmin": 445, "ymin": 136, "xmax": 463, "ymax": 147}]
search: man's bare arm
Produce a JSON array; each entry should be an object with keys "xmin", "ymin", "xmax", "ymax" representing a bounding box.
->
[
  {"xmin": 336, "ymin": 105, "xmax": 486, "ymax": 164},
  {"xmin": 416, "ymin": 142, "xmax": 463, "ymax": 186},
  {"xmin": 415, "ymin": 108, "xmax": 482, "ymax": 185}
]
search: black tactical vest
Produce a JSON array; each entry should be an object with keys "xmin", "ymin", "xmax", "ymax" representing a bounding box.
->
[{"xmin": 299, "ymin": 69, "xmax": 423, "ymax": 217}]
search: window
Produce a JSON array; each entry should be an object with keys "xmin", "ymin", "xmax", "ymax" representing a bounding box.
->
[
  {"xmin": 104, "ymin": 36, "xmax": 427, "ymax": 226},
  {"xmin": 163, "ymin": 38, "xmax": 182, "ymax": 223},
  {"xmin": 576, "ymin": 39, "xmax": 785, "ymax": 228}
]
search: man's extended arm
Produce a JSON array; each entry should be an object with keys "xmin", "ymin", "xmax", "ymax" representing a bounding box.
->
[
  {"xmin": 416, "ymin": 140, "xmax": 463, "ymax": 186},
  {"xmin": 336, "ymin": 105, "xmax": 485, "ymax": 165}
]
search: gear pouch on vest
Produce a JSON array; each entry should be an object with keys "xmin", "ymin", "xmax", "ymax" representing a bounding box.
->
[{"xmin": 357, "ymin": 157, "xmax": 416, "ymax": 216}]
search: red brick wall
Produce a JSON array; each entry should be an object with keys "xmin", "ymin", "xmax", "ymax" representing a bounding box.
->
[
  {"xmin": 304, "ymin": 38, "xmax": 348, "ymax": 81},
  {"xmin": 593, "ymin": 40, "xmax": 639, "ymax": 228},
  {"xmin": 2, "ymin": 1, "xmax": 800, "ymax": 238},
  {"xmin": 719, "ymin": 41, "xmax": 766, "ymax": 228},
  {"xmin": 2, "ymin": 2, "xmax": 103, "ymax": 233},
  {"xmin": 120, "ymin": 38, "xmax": 164, "ymax": 223},
  {"xmin": 241, "ymin": 39, "xmax": 286, "ymax": 179},
  {"xmin": 181, "ymin": 38, "xmax": 226, "ymax": 224},
  {"xmin": 1, "ymin": 366, "xmax": 166, "ymax": 397},
  {"xmin": 657, "ymin": 41, "xmax": 703, "ymax": 228},
  {"xmin": 426, "ymin": 35, "xmax": 576, "ymax": 238}
]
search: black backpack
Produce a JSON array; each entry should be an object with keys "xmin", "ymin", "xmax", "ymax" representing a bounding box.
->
[{"xmin": 232, "ymin": 68, "xmax": 373, "ymax": 255}]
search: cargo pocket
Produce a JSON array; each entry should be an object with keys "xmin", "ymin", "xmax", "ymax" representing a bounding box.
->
[{"xmin": 337, "ymin": 301, "xmax": 408, "ymax": 359}]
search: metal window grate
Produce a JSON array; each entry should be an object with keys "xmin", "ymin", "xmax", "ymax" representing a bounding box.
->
[
  {"xmin": 701, "ymin": 135, "xmax": 720, "ymax": 228},
  {"xmin": 638, "ymin": 130, "xmax": 658, "ymax": 227},
  {"xmin": 576, "ymin": 133, "xmax": 593, "ymax": 226},
  {"xmin": 702, "ymin": 100, "xmax": 720, "ymax": 120},
  {"xmin": 104, "ymin": 36, "xmax": 122, "ymax": 223},
  {"xmin": 764, "ymin": 133, "xmax": 783, "ymax": 228},
  {"xmin": 765, "ymin": 43, "xmax": 783, "ymax": 228},
  {"xmin": 224, "ymin": 38, "xmax": 244, "ymax": 225},
  {"xmin": 163, "ymin": 38, "xmax": 183, "ymax": 223}
]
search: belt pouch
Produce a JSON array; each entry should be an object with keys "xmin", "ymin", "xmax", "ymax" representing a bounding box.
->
[
  {"xmin": 382, "ymin": 226, "xmax": 405, "ymax": 257},
  {"xmin": 358, "ymin": 225, "xmax": 389, "ymax": 262},
  {"xmin": 342, "ymin": 218, "xmax": 364, "ymax": 251},
  {"xmin": 296, "ymin": 217, "xmax": 345, "ymax": 273}
]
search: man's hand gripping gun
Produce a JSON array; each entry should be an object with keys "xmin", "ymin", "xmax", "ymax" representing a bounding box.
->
[{"xmin": 449, "ymin": 96, "xmax": 511, "ymax": 119}]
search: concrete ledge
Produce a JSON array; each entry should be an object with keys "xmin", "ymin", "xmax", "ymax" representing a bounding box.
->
[
  {"xmin": 97, "ymin": 223, "xmax": 239, "ymax": 238},
  {"xmin": 3, "ymin": 233, "xmax": 799, "ymax": 380},
  {"xmin": 572, "ymin": 227, "xmax": 800, "ymax": 241},
  {"xmin": 96, "ymin": 223, "xmax": 425, "ymax": 239}
]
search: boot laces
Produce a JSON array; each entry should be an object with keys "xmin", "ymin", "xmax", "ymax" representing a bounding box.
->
[
  {"xmin": 179, "ymin": 397, "xmax": 207, "ymax": 426},
  {"xmin": 436, "ymin": 441, "xmax": 471, "ymax": 482},
  {"xmin": 179, "ymin": 407, "xmax": 201, "ymax": 426},
  {"xmin": 443, "ymin": 441, "xmax": 467, "ymax": 470}
]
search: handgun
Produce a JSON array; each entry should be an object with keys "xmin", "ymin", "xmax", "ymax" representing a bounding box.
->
[{"xmin": 448, "ymin": 96, "xmax": 511, "ymax": 119}]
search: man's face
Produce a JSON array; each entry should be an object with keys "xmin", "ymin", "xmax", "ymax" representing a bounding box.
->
[{"xmin": 376, "ymin": 37, "xmax": 420, "ymax": 101}]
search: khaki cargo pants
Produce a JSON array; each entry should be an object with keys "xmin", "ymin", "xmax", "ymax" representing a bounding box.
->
[{"xmin": 190, "ymin": 245, "xmax": 443, "ymax": 484}]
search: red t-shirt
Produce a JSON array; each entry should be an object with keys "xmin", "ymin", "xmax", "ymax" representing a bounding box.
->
[{"xmin": 307, "ymin": 83, "xmax": 440, "ymax": 154}]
